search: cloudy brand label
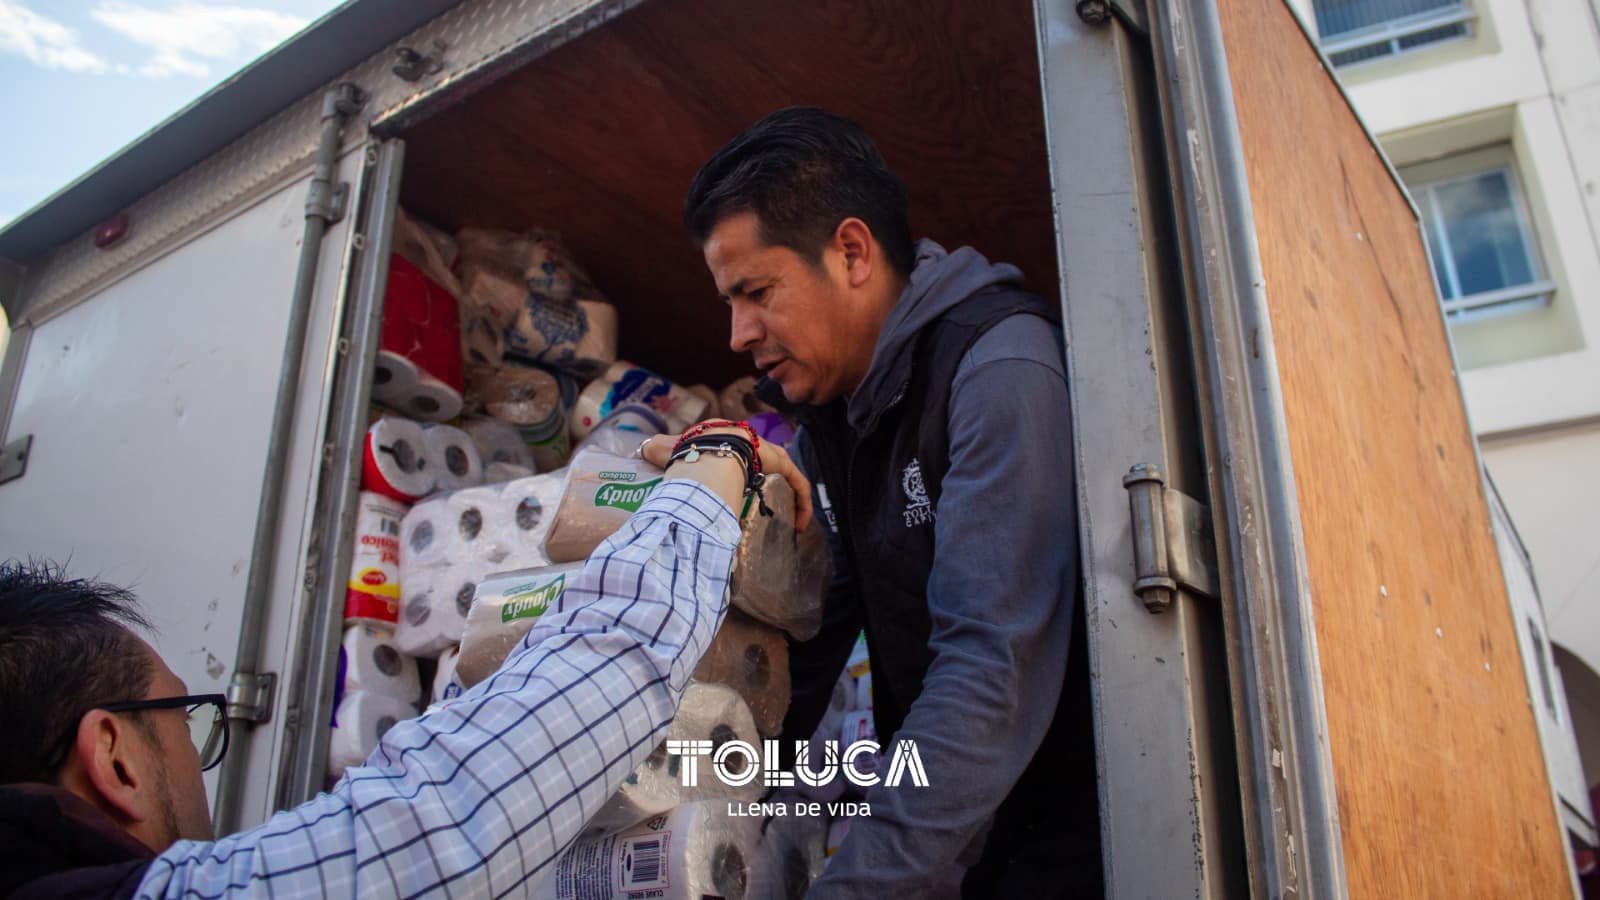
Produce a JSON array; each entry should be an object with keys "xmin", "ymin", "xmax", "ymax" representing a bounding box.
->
[
  {"xmin": 594, "ymin": 478, "xmax": 662, "ymax": 512},
  {"xmin": 499, "ymin": 574, "xmax": 565, "ymax": 623}
]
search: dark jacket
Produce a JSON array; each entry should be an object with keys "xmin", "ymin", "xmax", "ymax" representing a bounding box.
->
[
  {"xmin": 780, "ymin": 241, "xmax": 1099, "ymax": 898},
  {"xmin": 0, "ymin": 783, "xmax": 154, "ymax": 899}
]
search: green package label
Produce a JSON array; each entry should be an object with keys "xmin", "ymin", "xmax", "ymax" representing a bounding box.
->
[
  {"xmin": 499, "ymin": 574, "xmax": 566, "ymax": 623},
  {"xmin": 593, "ymin": 477, "xmax": 662, "ymax": 513}
]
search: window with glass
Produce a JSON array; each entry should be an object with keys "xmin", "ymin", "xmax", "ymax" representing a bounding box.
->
[
  {"xmin": 1313, "ymin": 0, "xmax": 1474, "ymax": 66},
  {"xmin": 1402, "ymin": 149, "xmax": 1553, "ymax": 319}
]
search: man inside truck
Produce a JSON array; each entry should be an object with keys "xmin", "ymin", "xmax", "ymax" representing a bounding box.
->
[
  {"xmin": 677, "ymin": 106, "xmax": 1100, "ymax": 896},
  {"xmin": 0, "ymin": 431, "xmax": 812, "ymax": 897}
]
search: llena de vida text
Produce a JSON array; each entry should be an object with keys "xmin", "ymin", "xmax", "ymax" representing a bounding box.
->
[{"xmin": 663, "ymin": 737, "xmax": 928, "ymax": 818}]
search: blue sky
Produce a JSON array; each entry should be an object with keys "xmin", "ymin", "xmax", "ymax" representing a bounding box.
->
[{"xmin": 0, "ymin": 0, "xmax": 347, "ymax": 228}]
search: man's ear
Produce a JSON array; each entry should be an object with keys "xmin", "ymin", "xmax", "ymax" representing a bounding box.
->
[
  {"xmin": 833, "ymin": 218, "xmax": 876, "ymax": 289},
  {"xmin": 63, "ymin": 709, "xmax": 157, "ymax": 831}
]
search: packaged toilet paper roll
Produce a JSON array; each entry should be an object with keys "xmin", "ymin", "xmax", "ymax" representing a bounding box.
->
[
  {"xmin": 505, "ymin": 296, "xmax": 619, "ymax": 381},
  {"xmin": 408, "ymin": 371, "xmax": 465, "ymax": 423},
  {"xmin": 379, "ymin": 254, "xmax": 464, "ymax": 422},
  {"xmin": 574, "ymin": 403, "xmax": 668, "ymax": 458},
  {"xmin": 328, "ymin": 690, "xmax": 418, "ymax": 778},
  {"xmin": 693, "ymin": 609, "xmax": 790, "ymax": 738},
  {"xmin": 396, "ymin": 472, "xmax": 566, "ymax": 656},
  {"xmin": 433, "ymin": 644, "xmax": 463, "ymax": 705},
  {"xmin": 747, "ymin": 801, "xmax": 827, "ymax": 900},
  {"xmin": 337, "ymin": 624, "xmax": 421, "ymax": 704},
  {"xmin": 582, "ymin": 683, "xmax": 764, "ymax": 838},
  {"xmin": 362, "ymin": 417, "xmax": 434, "ymax": 502},
  {"xmin": 370, "ymin": 350, "xmax": 421, "ymax": 411},
  {"xmin": 455, "ymin": 562, "xmax": 583, "ymax": 689},
  {"xmin": 344, "ymin": 491, "xmax": 408, "ymax": 626},
  {"xmin": 543, "ymin": 447, "xmax": 664, "ymax": 563},
  {"xmin": 474, "ymin": 364, "xmax": 570, "ymax": 472},
  {"xmin": 457, "ymin": 259, "xmax": 528, "ymax": 327},
  {"xmin": 571, "ymin": 361, "xmax": 710, "ymax": 440},
  {"xmin": 720, "ymin": 375, "xmax": 776, "ymax": 420},
  {"xmin": 729, "ymin": 474, "xmax": 830, "ymax": 641},
  {"xmin": 462, "ymin": 415, "xmax": 536, "ymax": 470},
  {"xmin": 484, "ymin": 461, "xmax": 536, "ymax": 483},
  {"xmin": 543, "ymin": 802, "xmax": 761, "ymax": 900},
  {"xmin": 422, "ymin": 424, "xmax": 485, "ymax": 493},
  {"xmin": 461, "ymin": 313, "xmax": 505, "ymax": 367}
]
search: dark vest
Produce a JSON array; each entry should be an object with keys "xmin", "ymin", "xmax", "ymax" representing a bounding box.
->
[{"xmin": 0, "ymin": 784, "xmax": 154, "ymax": 899}]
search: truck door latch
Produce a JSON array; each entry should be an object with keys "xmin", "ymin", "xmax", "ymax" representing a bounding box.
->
[
  {"xmin": 1123, "ymin": 463, "xmax": 1220, "ymax": 612},
  {"xmin": 226, "ymin": 672, "xmax": 278, "ymax": 724}
]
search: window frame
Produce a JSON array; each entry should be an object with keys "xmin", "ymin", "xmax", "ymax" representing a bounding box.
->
[{"xmin": 1315, "ymin": 0, "xmax": 1477, "ymax": 67}]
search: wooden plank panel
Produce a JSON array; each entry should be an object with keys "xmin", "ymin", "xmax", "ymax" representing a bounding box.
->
[
  {"xmin": 398, "ymin": 0, "xmax": 1055, "ymax": 388},
  {"xmin": 1213, "ymin": 0, "xmax": 1570, "ymax": 895}
]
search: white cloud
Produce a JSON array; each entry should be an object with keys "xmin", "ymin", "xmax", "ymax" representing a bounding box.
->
[
  {"xmin": 90, "ymin": 2, "xmax": 307, "ymax": 79},
  {"xmin": 0, "ymin": 1, "xmax": 110, "ymax": 72}
]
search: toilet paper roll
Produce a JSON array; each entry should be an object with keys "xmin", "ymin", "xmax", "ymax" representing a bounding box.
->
[
  {"xmin": 720, "ymin": 375, "xmax": 776, "ymax": 420},
  {"xmin": 574, "ymin": 402, "xmax": 668, "ymax": 458},
  {"xmin": 433, "ymin": 644, "xmax": 463, "ymax": 705},
  {"xmin": 461, "ymin": 415, "xmax": 536, "ymax": 470},
  {"xmin": 747, "ymin": 801, "xmax": 827, "ymax": 900},
  {"xmin": 474, "ymin": 364, "xmax": 570, "ymax": 472},
  {"xmin": 362, "ymin": 417, "xmax": 434, "ymax": 502},
  {"xmin": 380, "ymin": 253, "xmax": 464, "ymax": 416},
  {"xmin": 455, "ymin": 562, "xmax": 583, "ymax": 689},
  {"xmin": 729, "ymin": 475, "xmax": 830, "ymax": 641},
  {"xmin": 396, "ymin": 473, "xmax": 567, "ymax": 655},
  {"xmin": 344, "ymin": 491, "xmax": 408, "ymax": 626},
  {"xmin": 338, "ymin": 624, "xmax": 422, "ymax": 704},
  {"xmin": 404, "ymin": 371, "xmax": 464, "ymax": 423},
  {"xmin": 571, "ymin": 362, "xmax": 709, "ymax": 440},
  {"xmin": 504, "ymin": 296, "xmax": 619, "ymax": 382},
  {"xmin": 583, "ymin": 683, "xmax": 765, "ymax": 838},
  {"xmin": 693, "ymin": 609, "xmax": 790, "ymax": 738},
  {"xmin": 370, "ymin": 350, "xmax": 421, "ymax": 411},
  {"xmin": 484, "ymin": 461, "xmax": 535, "ymax": 483},
  {"xmin": 687, "ymin": 384, "xmax": 721, "ymax": 421},
  {"xmin": 544, "ymin": 802, "xmax": 761, "ymax": 900},
  {"xmin": 422, "ymin": 424, "xmax": 485, "ymax": 493},
  {"xmin": 543, "ymin": 447, "xmax": 664, "ymax": 564},
  {"xmin": 328, "ymin": 690, "xmax": 418, "ymax": 778}
]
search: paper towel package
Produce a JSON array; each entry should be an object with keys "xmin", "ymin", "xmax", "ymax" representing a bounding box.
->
[
  {"xmin": 455, "ymin": 562, "xmax": 583, "ymax": 689},
  {"xmin": 433, "ymin": 644, "xmax": 463, "ymax": 705},
  {"xmin": 747, "ymin": 800, "xmax": 827, "ymax": 900},
  {"xmin": 692, "ymin": 609, "xmax": 791, "ymax": 738},
  {"xmin": 462, "ymin": 415, "xmax": 536, "ymax": 470},
  {"xmin": 571, "ymin": 361, "xmax": 710, "ymax": 440},
  {"xmin": 344, "ymin": 491, "xmax": 408, "ymax": 626},
  {"xmin": 542, "ymin": 802, "xmax": 761, "ymax": 900},
  {"xmin": 421, "ymin": 423, "xmax": 486, "ymax": 493},
  {"xmin": 728, "ymin": 474, "xmax": 830, "ymax": 641},
  {"xmin": 328, "ymin": 690, "xmax": 418, "ymax": 777},
  {"xmin": 505, "ymin": 296, "xmax": 619, "ymax": 381},
  {"xmin": 395, "ymin": 472, "xmax": 565, "ymax": 656},
  {"xmin": 362, "ymin": 417, "xmax": 433, "ymax": 502},
  {"xmin": 338, "ymin": 624, "xmax": 422, "ymax": 704},
  {"xmin": 583, "ymin": 682, "xmax": 764, "ymax": 838},
  {"xmin": 544, "ymin": 447, "xmax": 664, "ymax": 563},
  {"xmin": 472, "ymin": 364, "xmax": 570, "ymax": 472}
]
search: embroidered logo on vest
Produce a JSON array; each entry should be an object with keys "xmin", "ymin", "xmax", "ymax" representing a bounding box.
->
[{"xmin": 901, "ymin": 459, "xmax": 935, "ymax": 527}]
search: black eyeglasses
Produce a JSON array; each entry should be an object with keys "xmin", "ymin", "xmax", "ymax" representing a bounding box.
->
[{"xmin": 101, "ymin": 694, "xmax": 230, "ymax": 772}]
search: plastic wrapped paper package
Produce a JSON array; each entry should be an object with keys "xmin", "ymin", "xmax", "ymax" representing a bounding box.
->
[
  {"xmin": 471, "ymin": 364, "xmax": 570, "ymax": 473},
  {"xmin": 422, "ymin": 423, "xmax": 485, "ymax": 493},
  {"xmin": 362, "ymin": 417, "xmax": 433, "ymax": 502},
  {"xmin": 544, "ymin": 447, "xmax": 664, "ymax": 564},
  {"xmin": 573, "ymin": 403, "xmax": 668, "ymax": 458},
  {"xmin": 455, "ymin": 562, "xmax": 583, "ymax": 689},
  {"xmin": 373, "ymin": 254, "xmax": 464, "ymax": 421},
  {"xmin": 395, "ymin": 472, "xmax": 565, "ymax": 656},
  {"xmin": 582, "ymin": 682, "xmax": 765, "ymax": 838},
  {"xmin": 461, "ymin": 313, "xmax": 505, "ymax": 367},
  {"xmin": 571, "ymin": 361, "xmax": 710, "ymax": 440},
  {"xmin": 729, "ymin": 474, "xmax": 830, "ymax": 641},
  {"xmin": 692, "ymin": 609, "xmax": 790, "ymax": 738},
  {"xmin": 432, "ymin": 644, "xmax": 463, "ymax": 705},
  {"xmin": 337, "ymin": 624, "xmax": 421, "ymax": 704},
  {"xmin": 461, "ymin": 415, "xmax": 536, "ymax": 471},
  {"xmin": 484, "ymin": 462, "xmax": 536, "ymax": 483},
  {"xmin": 455, "ymin": 227, "xmax": 583, "ymax": 303},
  {"xmin": 688, "ymin": 384, "xmax": 721, "ymax": 419},
  {"xmin": 542, "ymin": 802, "xmax": 762, "ymax": 900},
  {"xmin": 746, "ymin": 798, "xmax": 827, "ymax": 900},
  {"xmin": 793, "ymin": 675, "xmax": 852, "ymax": 804},
  {"xmin": 392, "ymin": 208, "xmax": 460, "ymax": 296},
  {"xmin": 328, "ymin": 690, "xmax": 417, "ymax": 777},
  {"xmin": 504, "ymin": 295, "xmax": 619, "ymax": 381},
  {"xmin": 456, "ymin": 259, "xmax": 528, "ymax": 327},
  {"xmin": 344, "ymin": 491, "xmax": 408, "ymax": 626},
  {"xmin": 719, "ymin": 375, "xmax": 776, "ymax": 421}
]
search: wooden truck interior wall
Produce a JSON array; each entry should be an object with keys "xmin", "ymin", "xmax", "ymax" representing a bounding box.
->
[
  {"xmin": 396, "ymin": 0, "xmax": 1057, "ymax": 388},
  {"xmin": 1216, "ymin": 0, "xmax": 1571, "ymax": 894}
]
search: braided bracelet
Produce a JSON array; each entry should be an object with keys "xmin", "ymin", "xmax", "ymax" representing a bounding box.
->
[{"xmin": 667, "ymin": 433, "xmax": 772, "ymax": 518}]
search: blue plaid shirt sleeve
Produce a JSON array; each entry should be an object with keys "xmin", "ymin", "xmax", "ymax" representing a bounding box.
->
[{"xmin": 136, "ymin": 479, "xmax": 741, "ymax": 899}]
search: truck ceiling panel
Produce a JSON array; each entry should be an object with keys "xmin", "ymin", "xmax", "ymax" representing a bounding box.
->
[{"xmin": 395, "ymin": 0, "xmax": 1057, "ymax": 387}]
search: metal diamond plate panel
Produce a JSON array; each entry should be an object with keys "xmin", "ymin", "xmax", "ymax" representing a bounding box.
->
[{"xmin": 20, "ymin": 0, "xmax": 634, "ymax": 323}]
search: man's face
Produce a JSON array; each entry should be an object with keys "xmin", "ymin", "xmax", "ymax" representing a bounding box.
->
[
  {"xmin": 704, "ymin": 212, "xmax": 869, "ymax": 406},
  {"xmin": 133, "ymin": 641, "xmax": 215, "ymax": 846}
]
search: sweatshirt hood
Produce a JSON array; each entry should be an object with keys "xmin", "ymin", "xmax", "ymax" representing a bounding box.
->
[{"xmin": 847, "ymin": 239, "xmax": 1023, "ymax": 431}]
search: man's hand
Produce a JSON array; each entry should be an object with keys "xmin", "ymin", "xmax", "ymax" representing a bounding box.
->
[{"xmin": 643, "ymin": 428, "xmax": 812, "ymax": 531}]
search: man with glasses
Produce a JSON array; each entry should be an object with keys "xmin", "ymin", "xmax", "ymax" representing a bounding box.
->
[{"xmin": 0, "ymin": 428, "xmax": 811, "ymax": 898}]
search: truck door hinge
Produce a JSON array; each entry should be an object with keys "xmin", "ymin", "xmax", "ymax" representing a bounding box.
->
[
  {"xmin": 0, "ymin": 434, "xmax": 32, "ymax": 485},
  {"xmin": 226, "ymin": 672, "xmax": 278, "ymax": 724},
  {"xmin": 1123, "ymin": 463, "xmax": 1220, "ymax": 612}
]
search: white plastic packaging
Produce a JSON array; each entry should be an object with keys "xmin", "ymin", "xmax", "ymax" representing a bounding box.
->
[
  {"xmin": 338, "ymin": 624, "xmax": 421, "ymax": 704},
  {"xmin": 543, "ymin": 447, "xmax": 665, "ymax": 564},
  {"xmin": 455, "ymin": 562, "xmax": 584, "ymax": 689},
  {"xmin": 729, "ymin": 474, "xmax": 831, "ymax": 641},
  {"xmin": 542, "ymin": 802, "xmax": 761, "ymax": 900},
  {"xmin": 692, "ymin": 609, "xmax": 790, "ymax": 738},
  {"xmin": 570, "ymin": 361, "xmax": 710, "ymax": 440},
  {"xmin": 328, "ymin": 691, "xmax": 417, "ymax": 778},
  {"xmin": 421, "ymin": 423, "xmax": 486, "ymax": 493}
]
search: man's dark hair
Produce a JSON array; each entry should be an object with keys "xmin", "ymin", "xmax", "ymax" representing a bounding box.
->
[
  {"xmin": 0, "ymin": 560, "xmax": 154, "ymax": 784},
  {"xmin": 684, "ymin": 106, "xmax": 916, "ymax": 277}
]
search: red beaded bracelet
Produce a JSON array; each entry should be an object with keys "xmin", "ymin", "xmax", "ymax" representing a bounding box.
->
[{"xmin": 673, "ymin": 419, "xmax": 762, "ymax": 475}]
